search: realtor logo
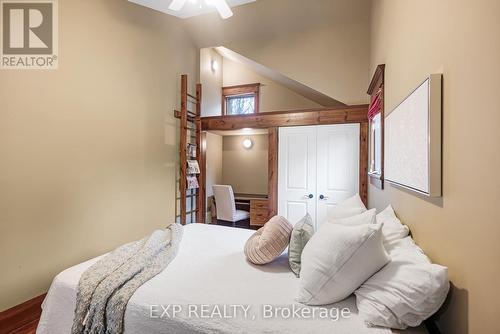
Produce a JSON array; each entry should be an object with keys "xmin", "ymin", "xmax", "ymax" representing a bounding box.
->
[{"xmin": 1, "ymin": 0, "xmax": 58, "ymax": 69}]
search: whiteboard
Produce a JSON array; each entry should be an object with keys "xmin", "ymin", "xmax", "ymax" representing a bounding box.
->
[{"xmin": 385, "ymin": 74, "xmax": 442, "ymax": 197}]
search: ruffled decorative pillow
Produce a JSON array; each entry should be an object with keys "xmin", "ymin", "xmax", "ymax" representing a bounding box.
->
[{"xmin": 244, "ymin": 215, "xmax": 293, "ymax": 265}]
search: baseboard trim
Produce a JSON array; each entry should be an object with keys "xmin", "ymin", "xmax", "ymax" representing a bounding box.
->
[{"xmin": 0, "ymin": 294, "xmax": 46, "ymax": 334}]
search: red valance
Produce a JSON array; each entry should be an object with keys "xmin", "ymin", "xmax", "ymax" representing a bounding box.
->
[{"xmin": 368, "ymin": 88, "xmax": 382, "ymax": 120}]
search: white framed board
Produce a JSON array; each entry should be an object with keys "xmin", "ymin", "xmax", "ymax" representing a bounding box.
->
[{"xmin": 385, "ymin": 74, "xmax": 442, "ymax": 197}]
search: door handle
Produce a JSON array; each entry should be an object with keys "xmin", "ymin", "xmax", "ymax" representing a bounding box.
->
[
  {"xmin": 304, "ymin": 194, "xmax": 314, "ymax": 199},
  {"xmin": 319, "ymin": 195, "xmax": 329, "ymax": 200}
]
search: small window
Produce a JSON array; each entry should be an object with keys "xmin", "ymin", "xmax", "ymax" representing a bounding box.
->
[
  {"xmin": 369, "ymin": 113, "xmax": 382, "ymax": 174},
  {"xmin": 226, "ymin": 95, "xmax": 255, "ymax": 115},
  {"xmin": 222, "ymin": 83, "xmax": 260, "ymax": 115}
]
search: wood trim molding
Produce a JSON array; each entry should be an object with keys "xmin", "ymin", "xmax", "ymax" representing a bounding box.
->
[
  {"xmin": 222, "ymin": 83, "xmax": 261, "ymax": 115},
  {"xmin": 268, "ymin": 127, "xmax": 278, "ymax": 218},
  {"xmin": 367, "ymin": 64, "xmax": 385, "ymax": 95},
  {"xmin": 199, "ymin": 131, "xmax": 207, "ymax": 224},
  {"xmin": 0, "ymin": 294, "xmax": 46, "ymax": 334},
  {"xmin": 360, "ymin": 122, "xmax": 369, "ymax": 206},
  {"xmin": 367, "ymin": 64, "xmax": 385, "ymax": 190},
  {"xmin": 222, "ymin": 83, "xmax": 260, "ymax": 95},
  {"xmin": 202, "ymin": 105, "xmax": 369, "ymax": 131},
  {"xmin": 202, "ymin": 105, "xmax": 369, "ymax": 214}
]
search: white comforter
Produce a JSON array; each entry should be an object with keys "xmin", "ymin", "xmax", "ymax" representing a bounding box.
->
[{"xmin": 37, "ymin": 224, "xmax": 423, "ymax": 334}]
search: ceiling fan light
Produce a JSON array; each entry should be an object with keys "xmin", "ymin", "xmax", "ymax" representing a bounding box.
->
[
  {"xmin": 169, "ymin": 0, "xmax": 187, "ymax": 11},
  {"xmin": 213, "ymin": 0, "xmax": 233, "ymax": 19}
]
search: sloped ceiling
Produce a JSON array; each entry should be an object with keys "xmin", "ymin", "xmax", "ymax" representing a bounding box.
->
[
  {"xmin": 185, "ymin": 0, "xmax": 371, "ymax": 105},
  {"xmin": 215, "ymin": 47, "xmax": 345, "ymax": 107},
  {"xmin": 128, "ymin": 0, "xmax": 371, "ymax": 105}
]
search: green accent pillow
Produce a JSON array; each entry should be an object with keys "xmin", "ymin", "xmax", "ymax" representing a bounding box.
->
[{"xmin": 288, "ymin": 213, "xmax": 315, "ymax": 277}]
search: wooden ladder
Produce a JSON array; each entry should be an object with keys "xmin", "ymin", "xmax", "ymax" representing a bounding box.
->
[{"xmin": 175, "ymin": 74, "xmax": 204, "ymax": 225}]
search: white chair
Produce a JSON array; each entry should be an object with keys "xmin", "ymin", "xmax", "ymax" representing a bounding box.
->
[{"xmin": 212, "ymin": 185, "xmax": 250, "ymax": 223}]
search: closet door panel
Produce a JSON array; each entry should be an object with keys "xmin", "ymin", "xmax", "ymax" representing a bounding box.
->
[
  {"xmin": 278, "ymin": 126, "xmax": 317, "ymax": 225},
  {"xmin": 316, "ymin": 124, "xmax": 360, "ymax": 227}
]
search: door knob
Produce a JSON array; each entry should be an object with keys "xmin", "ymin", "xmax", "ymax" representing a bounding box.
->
[
  {"xmin": 305, "ymin": 194, "xmax": 314, "ymax": 199},
  {"xmin": 319, "ymin": 195, "xmax": 329, "ymax": 200}
]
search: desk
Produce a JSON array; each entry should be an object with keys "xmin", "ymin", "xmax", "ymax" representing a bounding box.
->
[{"xmin": 234, "ymin": 194, "xmax": 269, "ymax": 227}]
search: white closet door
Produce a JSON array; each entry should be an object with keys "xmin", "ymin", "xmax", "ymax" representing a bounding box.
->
[
  {"xmin": 278, "ymin": 126, "xmax": 317, "ymax": 225},
  {"xmin": 316, "ymin": 124, "xmax": 360, "ymax": 227}
]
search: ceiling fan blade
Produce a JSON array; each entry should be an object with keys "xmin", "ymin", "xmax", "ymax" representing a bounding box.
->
[
  {"xmin": 168, "ymin": 0, "xmax": 187, "ymax": 11},
  {"xmin": 213, "ymin": 0, "xmax": 233, "ymax": 19}
]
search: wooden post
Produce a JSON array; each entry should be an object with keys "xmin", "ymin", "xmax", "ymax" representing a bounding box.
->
[
  {"xmin": 268, "ymin": 127, "xmax": 278, "ymax": 218},
  {"xmin": 359, "ymin": 122, "xmax": 369, "ymax": 206},
  {"xmin": 180, "ymin": 75, "xmax": 188, "ymax": 225},
  {"xmin": 195, "ymin": 83, "xmax": 205, "ymax": 223}
]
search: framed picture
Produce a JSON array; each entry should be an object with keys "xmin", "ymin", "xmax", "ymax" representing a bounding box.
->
[
  {"xmin": 187, "ymin": 160, "xmax": 200, "ymax": 174},
  {"xmin": 187, "ymin": 175, "xmax": 199, "ymax": 189}
]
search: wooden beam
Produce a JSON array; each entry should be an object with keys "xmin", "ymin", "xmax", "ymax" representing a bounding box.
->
[
  {"xmin": 268, "ymin": 127, "xmax": 278, "ymax": 218},
  {"xmin": 180, "ymin": 75, "xmax": 188, "ymax": 225},
  {"xmin": 201, "ymin": 105, "xmax": 369, "ymax": 131},
  {"xmin": 0, "ymin": 294, "xmax": 46, "ymax": 334},
  {"xmin": 367, "ymin": 64, "xmax": 385, "ymax": 95}
]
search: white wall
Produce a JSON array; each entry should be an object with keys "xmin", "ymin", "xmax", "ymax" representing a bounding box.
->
[
  {"xmin": 205, "ymin": 132, "xmax": 223, "ymax": 198},
  {"xmin": 369, "ymin": 1, "xmax": 500, "ymax": 333},
  {"xmin": 222, "ymin": 135, "xmax": 268, "ymax": 195},
  {"xmin": 222, "ymin": 57, "xmax": 322, "ymax": 112},
  {"xmin": 200, "ymin": 48, "xmax": 223, "ymax": 116}
]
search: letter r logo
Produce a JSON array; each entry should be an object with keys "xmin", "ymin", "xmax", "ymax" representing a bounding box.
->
[{"xmin": 2, "ymin": 1, "xmax": 53, "ymax": 54}]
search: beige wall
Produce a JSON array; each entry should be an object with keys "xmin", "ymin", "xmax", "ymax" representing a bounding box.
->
[
  {"xmin": 0, "ymin": 0, "xmax": 197, "ymax": 311},
  {"xmin": 205, "ymin": 132, "xmax": 223, "ymax": 198},
  {"xmin": 222, "ymin": 135, "xmax": 268, "ymax": 195},
  {"xmin": 222, "ymin": 57, "xmax": 322, "ymax": 112},
  {"xmin": 186, "ymin": 0, "xmax": 371, "ymax": 105},
  {"xmin": 200, "ymin": 48, "xmax": 223, "ymax": 117},
  {"xmin": 369, "ymin": 1, "xmax": 500, "ymax": 333}
]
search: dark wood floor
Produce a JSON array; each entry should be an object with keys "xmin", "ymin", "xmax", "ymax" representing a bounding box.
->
[
  {"xmin": 212, "ymin": 218, "xmax": 259, "ymax": 230},
  {"xmin": 0, "ymin": 294, "xmax": 45, "ymax": 334},
  {"xmin": 8, "ymin": 319, "xmax": 39, "ymax": 334}
]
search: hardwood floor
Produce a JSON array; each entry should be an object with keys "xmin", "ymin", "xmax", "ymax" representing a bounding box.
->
[
  {"xmin": 0, "ymin": 294, "xmax": 45, "ymax": 334},
  {"xmin": 8, "ymin": 319, "xmax": 39, "ymax": 334}
]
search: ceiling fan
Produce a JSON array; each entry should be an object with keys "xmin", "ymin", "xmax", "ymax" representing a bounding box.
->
[{"xmin": 169, "ymin": 0, "xmax": 233, "ymax": 19}]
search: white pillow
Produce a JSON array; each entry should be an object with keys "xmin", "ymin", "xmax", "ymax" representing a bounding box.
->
[
  {"xmin": 328, "ymin": 194, "xmax": 367, "ymax": 219},
  {"xmin": 355, "ymin": 238, "xmax": 449, "ymax": 329},
  {"xmin": 330, "ymin": 209, "xmax": 376, "ymax": 226},
  {"xmin": 376, "ymin": 205, "xmax": 410, "ymax": 245},
  {"xmin": 297, "ymin": 223, "xmax": 389, "ymax": 305}
]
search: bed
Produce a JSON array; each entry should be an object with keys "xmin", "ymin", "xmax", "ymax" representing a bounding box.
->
[{"xmin": 37, "ymin": 224, "xmax": 428, "ymax": 334}]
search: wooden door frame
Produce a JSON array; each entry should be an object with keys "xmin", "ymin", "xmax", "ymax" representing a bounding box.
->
[{"xmin": 200, "ymin": 105, "xmax": 369, "ymax": 221}]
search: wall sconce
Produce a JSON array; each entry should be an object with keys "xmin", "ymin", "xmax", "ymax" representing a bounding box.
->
[
  {"xmin": 211, "ymin": 60, "xmax": 218, "ymax": 72},
  {"xmin": 242, "ymin": 138, "xmax": 253, "ymax": 149}
]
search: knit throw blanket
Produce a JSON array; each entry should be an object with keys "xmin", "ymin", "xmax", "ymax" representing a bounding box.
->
[{"xmin": 71, "ymin": 223, "xmax": 183, "ymax": 334}]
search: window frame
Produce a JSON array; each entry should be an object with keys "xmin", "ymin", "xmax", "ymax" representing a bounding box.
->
[
  {"xmin": 221, "ymin": 83, "xmax": 260, "ymax": 115},
  {"xmin": 367, "ymin": 64, "xmax": 385, "ymax": 189}
]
